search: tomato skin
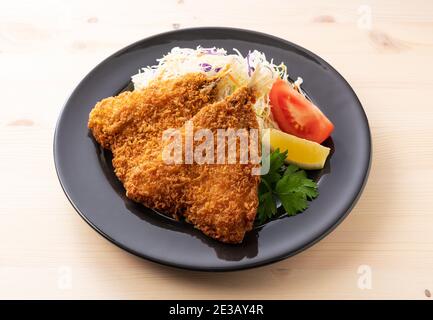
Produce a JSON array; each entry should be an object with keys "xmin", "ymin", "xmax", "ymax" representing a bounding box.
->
[{"xmin": 269, "ymin": 79, "xmax": 334, "ymax": 144}]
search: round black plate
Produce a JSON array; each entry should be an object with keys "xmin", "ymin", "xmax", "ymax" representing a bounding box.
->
[{"xmin": 54, "ymin": 27, "xmax": 371, "ymax": 271}]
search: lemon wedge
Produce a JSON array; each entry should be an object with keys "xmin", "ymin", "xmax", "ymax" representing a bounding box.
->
[{"xmin": 263, "ymin": 128, "xmax": 330, "ymax": 170}]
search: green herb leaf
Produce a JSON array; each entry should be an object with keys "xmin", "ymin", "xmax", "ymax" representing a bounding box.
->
[
  {"xmin": 279, "ymin": 192, "xmax": 308, "ymax": 216},
  {"xmin": 257, "ymin": 150, "xmax": 319, "ymax": 223},
  {"xmin": 269, "ymin": 148, "xmax": 287, "ymax": 175},
  {"xmin": 257, "ymin": 191, "xmax": 276, "ymax": 224}
]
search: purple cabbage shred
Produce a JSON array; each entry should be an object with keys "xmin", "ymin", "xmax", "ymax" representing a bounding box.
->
[{"xmin": 199, "ymin": 63, "xmax": 212, "ymax": 72}]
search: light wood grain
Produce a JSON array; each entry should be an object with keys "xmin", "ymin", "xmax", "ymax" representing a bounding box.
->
[{"xmin": 1, "ymin": 0, "xmax": 433, "ymax": 299}]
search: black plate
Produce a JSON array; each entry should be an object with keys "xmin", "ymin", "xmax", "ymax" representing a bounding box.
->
[{"xmin": 54, "ymin": 27, "xmax": 371, "ymax": 271}]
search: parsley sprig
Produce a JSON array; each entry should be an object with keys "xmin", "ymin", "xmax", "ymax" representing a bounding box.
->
[{"xmin": 257, "ymin": 149, "xmax": 319, "ymax": 224}]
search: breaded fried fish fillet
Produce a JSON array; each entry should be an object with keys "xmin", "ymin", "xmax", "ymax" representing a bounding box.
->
[
  {"xmin": 184, "ymin": 86, "xmax": 260, "ymax": 243},
  {"xmin": 88, "ymin": 73, "xmax": 220, "ymax": 183},
  {"xmin": 88, "ymin": 73, "xmax": 260, "ymax": 243}
]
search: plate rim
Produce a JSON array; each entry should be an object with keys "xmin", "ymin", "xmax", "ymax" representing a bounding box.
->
[{"xmin": 53, "ymin": 26, "xmax": 372, "ymax": 271}]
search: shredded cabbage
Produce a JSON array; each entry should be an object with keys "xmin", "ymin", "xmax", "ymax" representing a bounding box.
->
[{"xmin": 131, "ymin": 46, "xmax": 303, "ymax": 129}]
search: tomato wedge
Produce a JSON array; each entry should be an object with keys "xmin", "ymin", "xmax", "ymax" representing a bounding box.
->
[{"xmin": 269, "ymin": 79, "xmax": 334, "ymax": 144}]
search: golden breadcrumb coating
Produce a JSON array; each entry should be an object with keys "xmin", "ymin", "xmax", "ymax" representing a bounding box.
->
[
  {"xmin": 88, "ymin": 73, "xmax": 259, "ymax": 243},
  {"xmin": 88, "ymin": 73, "xmax": 219, "ymax": 182},
  {"xmin": 184, "ymin": 87, "xmax": 260, "ymax": 243}
]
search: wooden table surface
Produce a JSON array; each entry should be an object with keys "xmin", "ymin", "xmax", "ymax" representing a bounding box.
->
[{"xmin": 1, "ymin": 0, "xmax": 432, "ymax": 299}]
